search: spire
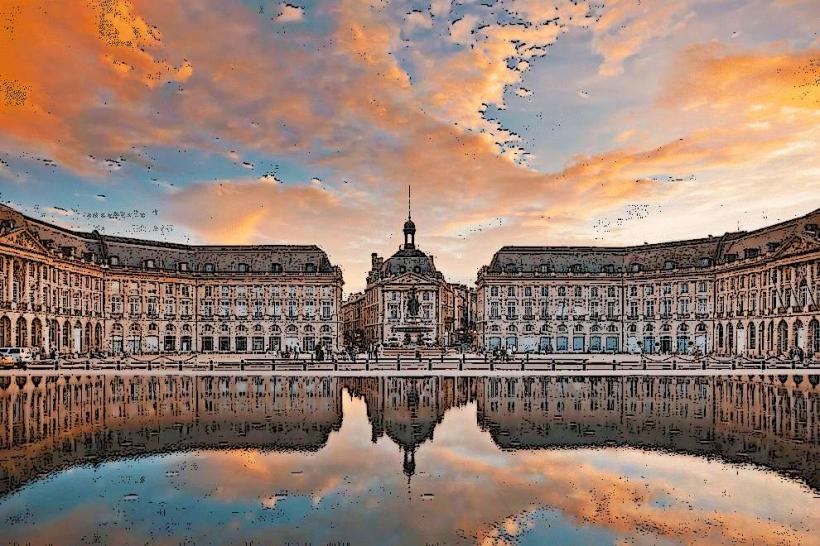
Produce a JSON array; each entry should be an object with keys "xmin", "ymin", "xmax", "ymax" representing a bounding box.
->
[{"xmin": 403, "ymin": 185, "xmax": 416, "ymax": 250}]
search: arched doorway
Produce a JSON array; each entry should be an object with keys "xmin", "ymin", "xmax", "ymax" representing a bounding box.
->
[
  {"xmin": 716, "ymin": 323, "xmax": 724, "ymax": 352},
  {"xmin": 0, "ymin": 316, "xmax": 11, "ymax": 346},
  {"xmin": 747, "ymin": 323, "xmax": 756, "ymax": 355},
  {"xmin": 793, "ymin": 319, "xmax": 805, "ymax": 351},
  {"xmin": 810, "ymin": 319, "xmax": 820, "ymax": 355},
  {"xmin": 777, "ymin": 320, "xmax": 788, "ymax": 354},
  {"xmin": 15, "ymin": 317, "xmax": 27, "ymax": 347},
  {"xmin": 30, "ymin": 318, "xmax": 42, "ymax": 349},
  {"xmin": 84, "ymin": 323, "xmax": 92, "ymax": 353},
  {"xmin": 49, "ymin": 320, "xmax": 59, "ymax": 354},
  {"xmin": 94, "ymin": 323, "xmax": 103, "ymax": 350}
]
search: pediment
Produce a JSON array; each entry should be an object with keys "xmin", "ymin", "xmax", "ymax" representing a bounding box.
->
[
  {"xmin": 0, "ymin": 227, "xmax": 50, "ymax": 255},
  {"xmin": 384, "ymin": 272, "xmax": 435, "ymax": 286},
  {"xmin": 770, "ymin": 233, "xmax": 820, "ymax": 259}
]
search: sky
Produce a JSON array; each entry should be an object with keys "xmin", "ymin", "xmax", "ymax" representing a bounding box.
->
[{"xmin": 0, "ymin": 0, "xmax": 818, "ymax": 293}]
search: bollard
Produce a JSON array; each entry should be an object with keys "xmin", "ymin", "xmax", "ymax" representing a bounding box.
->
[
  {"xmin": 440, "ymin": 354, "xmax": 444, "ymax": 364},
  {"xmin": 209, "ymin": 359, "xmax": 214, "ymax": 371},
  {"xmin": 54, "ymin": 360, "xmax": 59, "ymax": 370},
  {"xmin": 521, "ymin": 360, "xmax": 525, "ymax": 371},
  {"xmin": 761, "ymin": 361, "xmax": 766, "ymax": 370},
  {"xmin": 701, "ymin": 361, "xmax": 706, "ymax": 370},
  {"xmin": 551, "ymin": 361, "xmax": 555, "ymax": 371},
  {"xmin": 148, "ymin": 362, "xmax": 152, "ymax": 371},
  {"xmin": 490, "ymin": 361, "xmax": 494, "ymax": 371},
  {"xmin": 303, "ymin": 362, "xmax": 307, "ymax": 371},
  {"xmin": 428, "ymin": 359, "xmax": 432, "ymax": 371},
  {"xmin": 459, "ymin": 360, "xmax": 463, "ymax": 371},
  {"xmin": 85, "ymin": 361, "xmax": 90, "ymax": 370},
  {"xmin": 642, "ymin": 361, "xmax": 647, "ymax": 370},
  {"xmin": 731, "ymin": 361, "xmax": 736, "ymax": 370},
  {"xmin": 582, "ymin": 362, "xmax": 586, "ymax": 371},
  {"xmin": 179, "ymin": 361, "xmax": 182, "ymax": 371},
  {"xmin": 612, "ymin": 362, "xmax": 616, "ymax": 371},
  {"xmin": 366, "ymin": 361, "xmax": 369, "ymax": 371},
  {"xmin": 334, "ymin": 361, "xmax": 338, "ymax": 371},
  {"xmin": 116, "ymin": 361, "xmax": 121, "ymax": 371},
  {"xmin": 791, "ymin": 360, "xmax": 796, "ymax": 369},
  {"xmin": 240, "ymin": 360, "xmax": 245, "ymax": 371},
  {"xmin": 397, "ymin": 360, "xmax": 401, "ymax": 371},
  {"xmin": 673, "ymin": 361, "xmax": 677, "ymax": 370}
]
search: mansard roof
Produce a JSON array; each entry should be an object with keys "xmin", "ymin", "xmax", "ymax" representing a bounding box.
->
[
  {"xmin": 486, "ymin": 208, "xmax": 820, "ymax": 274},
  {"xmin": 0, "ymin": 204, "xmax": 338, "ymax": 273},
  {"xmin": 381, "ymin": 247, "xmax": 437, "ymax": 276}
]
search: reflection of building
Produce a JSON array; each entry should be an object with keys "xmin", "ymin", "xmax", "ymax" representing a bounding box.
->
[
  {"xmin": 0, "ymin": 375, "xmax": 342, "ymax": 495},
  {"xmin": 474, "ymin": 375, "xmax": 820, "ymax": 490},
  {"xmin": 342, "ymin": 376, "xmax": 473, "ymax": 479},
  {"xmin": 341, "ymin": 191, "xmax": 462, "ymax": 348},
  {"xmin": 0, "ymin": 373, "xmax": 816, "ymax": 494},
  {"xmin": 0, "ymin": 204, "xmax": 344, "ymax": 354},
  {"xmin": 477, "ymin": 208, "xmax": 820, "ymax": 356}
]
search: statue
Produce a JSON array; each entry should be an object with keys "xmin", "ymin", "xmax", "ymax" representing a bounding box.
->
[{"xmin": 406, "ymin": 288, "xmax": 421, "ymax": 318}]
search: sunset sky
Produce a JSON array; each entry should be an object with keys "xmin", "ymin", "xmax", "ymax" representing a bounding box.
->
[{"xmin": 0, "ymin": 0, "xmax": 818, "ymax": 292}]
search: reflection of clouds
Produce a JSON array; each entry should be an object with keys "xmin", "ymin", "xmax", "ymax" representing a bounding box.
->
[
  {"xmin": 174, "ymin": 396, "xmax": 818, "ymax": 545},
  {"xmin": 0, "ymin": 389, "xmax": 816, "ymax": 545}
]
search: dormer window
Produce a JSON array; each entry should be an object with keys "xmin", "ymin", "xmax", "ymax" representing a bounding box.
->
[
  {"xmin": 144, "ymin": 259, "xmax": 155, "ymax": 269},
  {"xmin": 539, "ymin": 264, "xmax": 550, "ymax": 273},
  {"xmin": 664, "ymin": 260, "xmax": 675, "ymax": 270},
  {"xmin": 178, "ymin": 262, "xmax": 189, "ymax": 271},
  {"xmin": 109, "ymin": 256, "xmax": 120, "ymax": 266},
  {"xmin": 699, "ymin": 257, "xmax": 712, "ymax": 268},
  {"xmin": 504, "ymin": 263, "xmax": 517, "ymax": 273},
  {"xmin": 238, "ymin": 263, "xmax": 249, "ymax": 273},
  {"xmin": 271, "ymin": 262, "xmax": 283, "ymax": 273},
  {"xmin": 604, "ymin": 264, "xmax": 615, "ymax": 274},
  {"xmin": 305, "ymin": 263, "xmax": 316, "ymax": 273},
  {"xmin": 414, "ymin": 266, "xmax": 421, "ymax": 273},
  {"xmin": 631, "ymin": 263, "xmax": 642, "ymax": 273},
  {"xmin": 204, "ymin": 263, "xmax": 215, "ymax": 273},
  {"xmin": 725, "ymin": 253, "xmax": 737, "ymax": 263},
  {"xmin": 570, "ymin": 264, "xmax": 583, "ymax": 274},
  {"xmin": 744, "ymin": 248, "xmax": 759, "ymax": 259}
]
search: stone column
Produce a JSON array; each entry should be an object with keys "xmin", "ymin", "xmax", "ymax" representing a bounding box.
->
[{"xmin": 6, "ymin": 256, "xmax": 14, "ymax": 303}]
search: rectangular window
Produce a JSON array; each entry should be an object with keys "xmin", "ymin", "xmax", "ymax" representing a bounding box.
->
[{"xmin": 589, "ymin": 336, "xmax": 601, "ymax": 351}]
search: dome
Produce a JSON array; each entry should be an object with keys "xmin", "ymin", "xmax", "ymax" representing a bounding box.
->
[
  {"xmin": 404, "ymin": 219, "xmax": 416, "ymax": 231},
  {"xmin": 381, "ymin": 248, "xmax": 436, "ymax": 276}
]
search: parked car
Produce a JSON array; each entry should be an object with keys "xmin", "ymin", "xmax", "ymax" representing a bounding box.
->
[
  {"xmin": 0, "ymin": 352, "xmax": 16, "ymax": 369},
  {"xmin": 0, "ymin": 347, "xmax": 33, "ymax": 367}
]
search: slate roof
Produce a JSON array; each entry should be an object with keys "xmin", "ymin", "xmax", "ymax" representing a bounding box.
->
[
  {"xmin": 486, "ymin": 208, "xmax": 820, "ymax": 274},
  {"xmin": 0, "ymin": 204, "xmax": 338, "ymax": 274}
]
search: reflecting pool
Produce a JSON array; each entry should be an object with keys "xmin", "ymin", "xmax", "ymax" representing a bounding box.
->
[{"xmin": 0, "ymin": 374, "xmax": 818, "ymax": 545}]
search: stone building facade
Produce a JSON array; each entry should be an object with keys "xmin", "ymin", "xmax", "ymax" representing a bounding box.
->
[
  {"xmin": 341, "ymin": 202, "xmax": 460, "ymax": 349},
  {"xmin": 0, "ymin": 204, "xmax": 343, "ymax": 355},
  {"xmin": 477, "ymin": 208, "xmax": 820, "ymax": 357}
]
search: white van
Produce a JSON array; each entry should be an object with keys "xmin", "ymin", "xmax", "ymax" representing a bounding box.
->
[{"xmin": 0, "ymin": 347, "xmax": 34, "ymax": 365}]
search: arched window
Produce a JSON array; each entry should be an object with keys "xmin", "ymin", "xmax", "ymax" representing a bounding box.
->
[
  {"xmin": 238, "ymin": 263, "xmax": 249, "ymax": 273},
  {"xmin": 305, "ymin": 263, "xmax": 316, "ymax": 273},
  {"xmin": 271, "ymin": 263, "xmax": 283, "ymax": 273}
]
